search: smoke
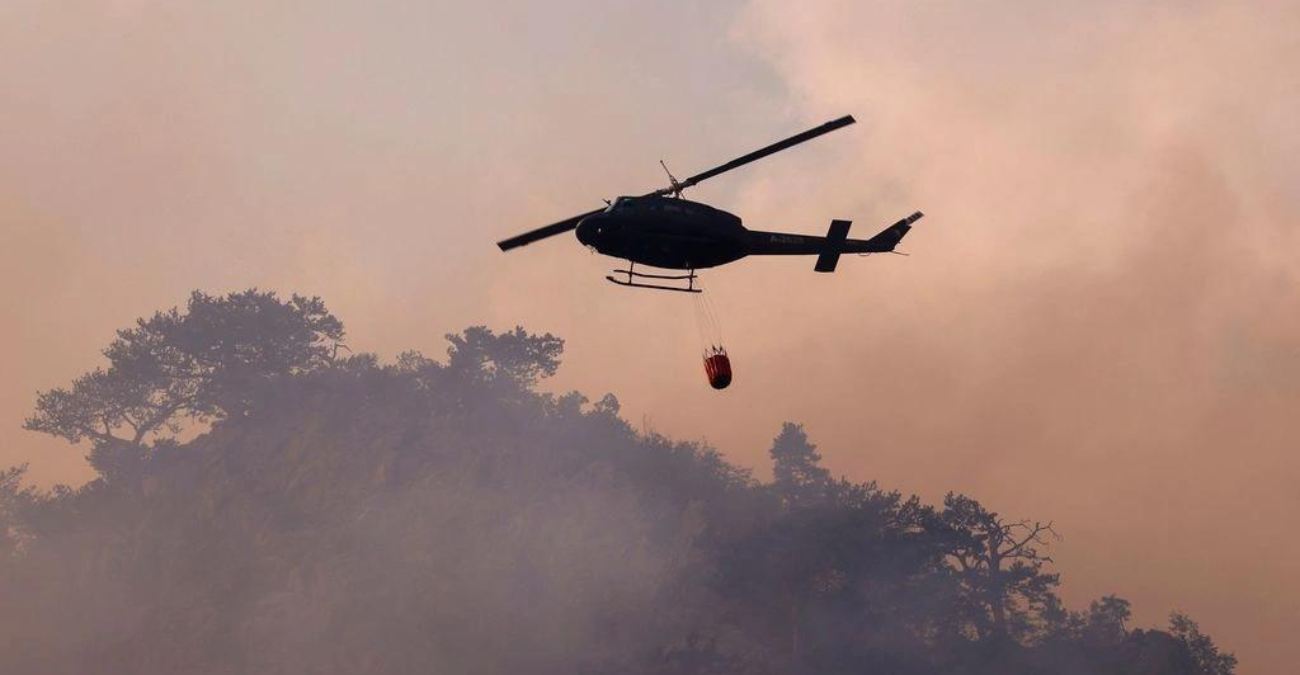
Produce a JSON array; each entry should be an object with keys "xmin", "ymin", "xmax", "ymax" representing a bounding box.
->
[
  {"xmin": 2, "ymin": 0, "xmax": 1294, "ymax": 670},
  {"xmin": 725, "ymin": 2, "xmax": 1300, "ymax": 670},
  {"xmin": 1, "ymin": 362, "xmax": 732, "ymax": 674}
]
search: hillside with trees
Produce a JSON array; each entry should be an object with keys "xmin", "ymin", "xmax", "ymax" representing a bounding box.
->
[{"xmin": 2, "ymin": 290, "xmax": 1235, "ymax": 674}]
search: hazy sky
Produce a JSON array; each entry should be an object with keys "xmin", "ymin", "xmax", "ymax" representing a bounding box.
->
[{"xmin": 2, "ymin": 1, "xmax": 1297, "ymax": 671}]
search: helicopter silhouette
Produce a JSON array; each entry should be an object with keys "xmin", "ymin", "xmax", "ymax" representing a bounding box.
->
[{"xmin": 497, "ymin": 115, "xmax": 923, "ymax": 293}]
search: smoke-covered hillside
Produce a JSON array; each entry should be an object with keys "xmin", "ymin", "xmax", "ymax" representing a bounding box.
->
[{"xmin": 1, "ymin": 291, "xmax": 1234, "ymax": 674}]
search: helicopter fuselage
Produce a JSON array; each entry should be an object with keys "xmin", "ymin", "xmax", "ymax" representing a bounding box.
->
[
  {"xmin": 575, "ymin": 195, "xmax": 905, "ymax": 271},
  {"xmin": 576, "ymin": 196, "xmax": 748, "ymax": 269}
]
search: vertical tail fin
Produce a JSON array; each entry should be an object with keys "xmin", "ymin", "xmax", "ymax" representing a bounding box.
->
[{"xmin": 863, "ymin": 211, "xmax": 924, "ymax": 252}]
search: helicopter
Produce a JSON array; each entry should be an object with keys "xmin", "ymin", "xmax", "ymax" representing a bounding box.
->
[{"xmin": 496, "ymin": 115, "xmax": 924, "ymax": 293}]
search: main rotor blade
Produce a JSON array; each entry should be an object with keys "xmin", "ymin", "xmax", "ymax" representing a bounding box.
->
[
  {"xmin": 497, "ymin": 209, "xmax": 603, "ymax": 251},
  {"xmin": 500, "ymin": 116, "xmax": 855, "ymax": 252},
  {"xmin": 652, "ymin": 115, "xmax": 856, "ymax": 196}
]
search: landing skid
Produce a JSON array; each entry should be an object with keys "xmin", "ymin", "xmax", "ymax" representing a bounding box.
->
[{"xmin": 606, "ymin": 262, "xmax": 702, "ymax": 293}]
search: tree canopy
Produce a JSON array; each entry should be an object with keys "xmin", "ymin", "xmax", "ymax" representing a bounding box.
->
[
  {"xmin": 3, "ymin": 290, "xmax": 1235, "ymax": 674},
  {"xmin": 25, "ymin": 290, "xmax": 343, "ymax": 448}
]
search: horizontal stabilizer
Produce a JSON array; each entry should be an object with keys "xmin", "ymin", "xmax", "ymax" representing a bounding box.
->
[{"xmin": 815, "ymin": 219, "xmax": 853, "ymax": 273}]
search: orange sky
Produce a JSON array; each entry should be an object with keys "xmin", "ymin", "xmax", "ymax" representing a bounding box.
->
[{"xmin": 2, "ymin": 1, "xmax": 1297, "ymax": 671}]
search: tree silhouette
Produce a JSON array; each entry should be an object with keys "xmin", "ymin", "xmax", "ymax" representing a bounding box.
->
[
  {"xmin": 0, "ymin": 465, "xmax": 29, "ymax": 559},
  {"xmin": 3, "ymin": 290, "xmax": 1237, "ymax": 674},
  {"xmin": 25, "ymin": 290, "xmax": 342, "ymax": 462},
  {"xmin": 1083, "ymin": 594, "xmax": 1132, "ymax": 647},
  {"xmin": 940, "ymin": 493, "xmax": 1061, "ymax": 643},
  {"xmin": 444, "ymin": 325, "xmax": 564, "ymax": 389},
  {"xmin": 770, "ymin": 422, "xmax": 833, "ymax": 508},
  {"xmin": 1169, "ymin": 613, "xmax": 1237, "ymax": 675}
]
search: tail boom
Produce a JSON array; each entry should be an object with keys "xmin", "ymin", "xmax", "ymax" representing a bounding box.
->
[{"xmin": 743, "ymin": 211, "xmax": 924, "ymax": 272}]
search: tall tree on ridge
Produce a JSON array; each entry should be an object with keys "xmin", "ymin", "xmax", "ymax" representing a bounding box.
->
[{"xmin": 25, "ymin": 290, "xmax": 343, "ymax": 479}]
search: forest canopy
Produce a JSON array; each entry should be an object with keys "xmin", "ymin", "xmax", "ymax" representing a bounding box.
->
[{"xmin": 2, "ymin": 290, "xmax": 1235, "ymax": 674}]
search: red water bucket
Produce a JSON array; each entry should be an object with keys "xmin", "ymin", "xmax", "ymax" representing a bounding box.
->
[{"xmin": 704, "ymin": 352, "xmax": 732, "ymax": 390}]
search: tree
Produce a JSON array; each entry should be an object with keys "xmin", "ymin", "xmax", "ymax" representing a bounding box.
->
[
  {"xmin": 769, "ymin": 423, "xmax": 833, "ymax": 508},
  {"xmin": 444, "ymin": 325, "xmax": 564, "ymax": 389},
  {"xmin": 1169, "ymin": 613, "xmax": 1237, "ymax": 675},
  {"xmin": 939, "ymin": 493, "xmax": 1060, "ymax": 643},
  {"xmin": 1083, "ymin": 594, "xmax": 1132, "ymax": 647},
  {"xmin": 719, "ymin": 425, "xmax": 929, "ymax": 670},
  {"xmin": 25, "ymin": 290, "xmax": 343, "ymax": 467},
  {"xmin": 10, "ymin": 290, "xmax": 1242, "ymax": 674},
  {"xmin": 0, "ymin": 465, "xmax": 29, "ymax": 559}
]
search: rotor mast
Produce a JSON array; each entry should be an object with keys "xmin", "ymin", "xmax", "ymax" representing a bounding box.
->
[{"xmin": 659, "ymin": 160, "xmax": 685, "ymax": 198}]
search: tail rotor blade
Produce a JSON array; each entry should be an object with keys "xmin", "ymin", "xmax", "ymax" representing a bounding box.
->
[{"xmin": 497, "ymin": 209, "xmax": 603, "ymax": 251}]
